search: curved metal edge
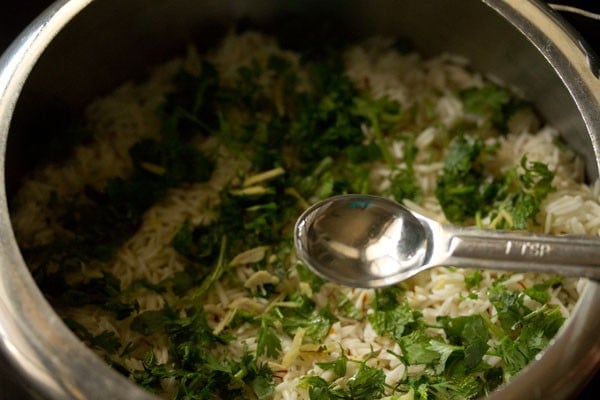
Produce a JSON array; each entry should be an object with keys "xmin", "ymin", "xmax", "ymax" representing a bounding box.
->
[
  {"xmin": 0, "ymin": 1, "xmax": 155, "ymax": 399},
  {"xmin": 1, "ymin": 1, "xmax": 600, "ymax": 399},
  {"xmin": 547, "ymin": 4, "xmax": 600, "ymax": 82},
  {"xmin": 484, "ymin": 1, "xmax": 600, "ymax": 399},
  {"xmin": 549, "ymin": 3, "xmax": 600, "ymax": 23},
  {"xmin": 487, "ymin": 0, "xmax": 600, "ymax": 173}
]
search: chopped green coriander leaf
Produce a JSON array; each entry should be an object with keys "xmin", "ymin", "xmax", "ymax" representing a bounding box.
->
[
  {"xmin": 435, "ymin": 136, "xmax": 495, "ymax": 223},
  {"xmin": 64, "ymin": 317, "xmax": 122, "ymax": 355},
  {"xmin": 438, "ymin": 314, "xmax": 491, "ymax": 370},
  {"xmin": 389, "ymin": 168, "xmax": 421, "ymax": 202},
  {"xmin": 353, "ymin": 95, "xmax": 403, "ymax": 167},
  {"xmin": 130, "ymin": 309, "xmax": 171, "ymax": 336},
  {"xmin": 368, "ymin": 288, "xmax": 420, "ymax": 342},
  {"xmin": 487, "ymin": 282, "xmax": 530, "ymax": 335},
  {"xmin": 490, "ymin": 156, "xmax": 555, "ymax": 230},
  {"xmin": 316, "ymin": 348, "xmax": 348, "ymax": 377},
  {"xmin": 133, "ymin": 347, "xmax": 275, "ymax": 399},
  {"xmin": 468, "ymin": 292, "xmax": 479, "ymax": 300},
  {"xmin": 337, "ymin": 293, "xmax": 365, "ymax": 321},
  {"xmin": 300, "ymin": 376, "xmax": 344, "ymax": 400},
  {"xmin": 460, "ymin": 83, "xmax": 523, "ymax": 132},
  {"xmin": 301, "ymin": 359, "xmax": 387, "ymax": 400},
  {"xmin": 132, "ymin": 351, "xmax": 178, "ymax": 393},
  {"xmin": 524, "ymin": 277, "xmax": 562, "ymax": 304},
  {"xmin": 399, "ymin": 330, "xmax": 441, "ymax": 365},
  {"xmin": 345, "ymin": 142, "xmax": 382, "ymax": 164},
  {"xmin": 430, "ymin": 374, "xmax": 486, "ymax": 400},
  {"xmin": 386, "ymin": 135, "xmax": 420, "ymax": 202},
  {"xmin": 464, "ymin": 270, "xmax": 484, "ymax": 290},
  {"xmin": 17, "ymin": 32, "xmax": 578, "ymax": 400},
  {"xmin": 373, "ymin": 286, "xmax": 405, "ymax": 310},
  {"xmin": 172, "ymin": 219, "xmax": 221, "ymax": 263},
  {"xmin": 129, "ymin": 137, "xmax": 215, "ymax": 185},
  {"xmin": 185, "ymin": 236, "xmax": 228, "ymax": 300},
  {"xmin": 279, "ymin": 293, "xmax": 335, "ymax": 341},
  {"xmin": 296, "ymin": 262, "xmax": 326, "ymax": 292},
  {"xmin": 159, "ymin": 61, "xmax": 220, "ymax": 136},
  {"xmin": 58, "ymin": 273, "xmax": 136, "ymax": 319},
  {"xmin": 287, "ymin": 63, "xmax": 366, "ymax": 163},
  {"xmin": 495, "ymin": 304, "xmax": 564, "ymax": 380},
  {"xmin": 429, "ymin": 339, "xmax": 462, "ymax": 375},
  {"xmin": 256, "ymin": 316, "xmax": 282, "ymax": 358},
  {"xmin": 347, "ymin": 362, "xmax": 387, "ymax": 399}
]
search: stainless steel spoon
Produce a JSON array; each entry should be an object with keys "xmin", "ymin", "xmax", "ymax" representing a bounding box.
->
[{"xmin": 294, "ymin": 194, "xmax": 600, "ymax": 288}]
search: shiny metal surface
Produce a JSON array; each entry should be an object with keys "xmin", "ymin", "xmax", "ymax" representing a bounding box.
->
[
  {"xmin": 0, "ymin": 2, "xmax": 153, "ymax": 399},
  {"xmin": 0, "ymin": 1, "xmax": 599, "ymax": 399},
  {"xmin": 295, "ymin": 194, "xmax": 600, "ymax": 287},
  {"xmin": 295, "ymin": 195, "xmax": 429, "ymax": 288}
]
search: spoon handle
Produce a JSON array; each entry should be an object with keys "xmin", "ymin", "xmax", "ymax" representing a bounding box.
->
[{"xmin": 438, "ymin": 227, "xmax": 600, "ymax": 280}]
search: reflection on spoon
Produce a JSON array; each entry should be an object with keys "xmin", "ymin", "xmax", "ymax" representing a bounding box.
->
[{"xmin": 294, "ymin": 194, "xmax": 600, "ymax": 288}]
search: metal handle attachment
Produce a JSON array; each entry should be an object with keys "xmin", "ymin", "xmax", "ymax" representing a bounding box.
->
[{"xmin": 439, "ymin": 227, "xmax": 600, "ymax": 280}]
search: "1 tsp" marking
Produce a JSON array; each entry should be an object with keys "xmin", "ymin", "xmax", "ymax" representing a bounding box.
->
[{"xmin": 505, "ymin": 241, "xmax": 551, "ymax": 257}]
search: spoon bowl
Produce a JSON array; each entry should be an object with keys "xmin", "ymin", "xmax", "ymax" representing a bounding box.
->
[
  {"xmin": 294, "ymin": 195, "xmax": 430, "ymax": 287},
  {"xmin": 294, "ymin": 194, "xmax": 600, "ymax": 288}
]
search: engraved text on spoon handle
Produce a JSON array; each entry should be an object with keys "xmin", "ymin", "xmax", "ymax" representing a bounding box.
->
[{"xmin": 440, "ymin": 228, "xmax": 600, "ymax": 280}]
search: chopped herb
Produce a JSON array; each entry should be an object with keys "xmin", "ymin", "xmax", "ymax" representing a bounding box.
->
[
  {"xmin": 64, "ymin": 317, "xmax": 121, "ymax": 355},
  {"xmin": 436, "ymin": 136, "xmax": 554, "ymax": 229},
  {"xmin": 336, "ymin": 293, "xmax": 365, "ymax": 321},
  {"xmin": 524, "ymin": 277, "xmax": 562, "ymax": 303},
  {"xmin": 438, "ymin": 314, "xmax": 491, "ymax": 371},
  {"xmin": 296, "ymin": 262, "xmax": 326, "ymax": 292},
  {"xmin": 488, "ymin": 281, "xmax": 530, "ymax": 335},
  {"xmin": 289, "ymin": 63, "xmax": 366, "ymax": 163},
  {"xmin": 490, "ymin": 156, "xmax": 555, "ymax": 230},
  {"xmin": 347, "ymin": 362, "xmax": 387, "ymax": 399},
  {"xmin": 464, "ymin": 270, "xmax": 483, "ymax": 290},
  {"xmin": 18, "ymin": 34, "xmax": 574, "ymax": 400},
  {"xmin": 301, "ymin": 359, "xmax": 386, "ymax": 400},
  {"xmin": 495, "ymin": 304, "xmax": 564, "ymax": 380},
  {"xmin": 130, "ymin": 309, "xmax": 172, "ymax": 336},
  {"xmin": 316, "ymin": 349, "xmax": 348, "ymax": 377},
  {"xmin": 389, "ymin": 168, "xmax": 421, "ymax": 202},
  {"xmin": 133, "ymin": 347, "xmax": 275, "ymax": 399},
  {"xmin": 300, "ymin": 376, "xmax": 344, "ymax": 400},
  {"xmin": 57, "ymin": 272, "xmax": 136, "ymax": 319},
  {"xmin": 388, "ymin": 135, "xmax": 420, "ymax": 203},
  {"xmin": 185, "ymin": 236, "xmax": 228, "ymax": 300},
  {"xmin": 256, "ymin": 316, "xmax": 282, "ymax": 358},
  {"xmin": 399, "ymin": 330, "xmax": 441, "ymax": 365},
  {"xmin": 353, "ymin": 95, "xmax": 403, "ymax": 167},
  {"xmin": 460, "ymin": 83, "xmax": 524, "ymax": 132},
  {"xmin": 368, "ymin": 288, "xmax": 421, "ymax": 342},
  {"xmin": 279, "ymin": 293, "xmax": 334, "ymax": 341},
  {"xmin": 159, "ymin": 61, "xmax": 220, "ymax": 137},
  {"xmin": 435, "ymin": 135, "xmax": 498, "ymax": 223}
]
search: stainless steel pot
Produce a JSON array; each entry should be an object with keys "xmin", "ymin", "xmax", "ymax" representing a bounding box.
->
[{"xmin": 1, "ymin": 1, "xmax": 600, "ymax": 399}]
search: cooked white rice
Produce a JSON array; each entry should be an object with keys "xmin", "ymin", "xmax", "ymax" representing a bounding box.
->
[{"xmin": 11, "ymin": 31, "xmax": 596, "ymax": 399}]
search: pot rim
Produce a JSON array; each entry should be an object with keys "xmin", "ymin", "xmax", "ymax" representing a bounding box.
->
[{"xmin": 0, "ymin": 1, "xmax": 599, "ymax": 399}]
